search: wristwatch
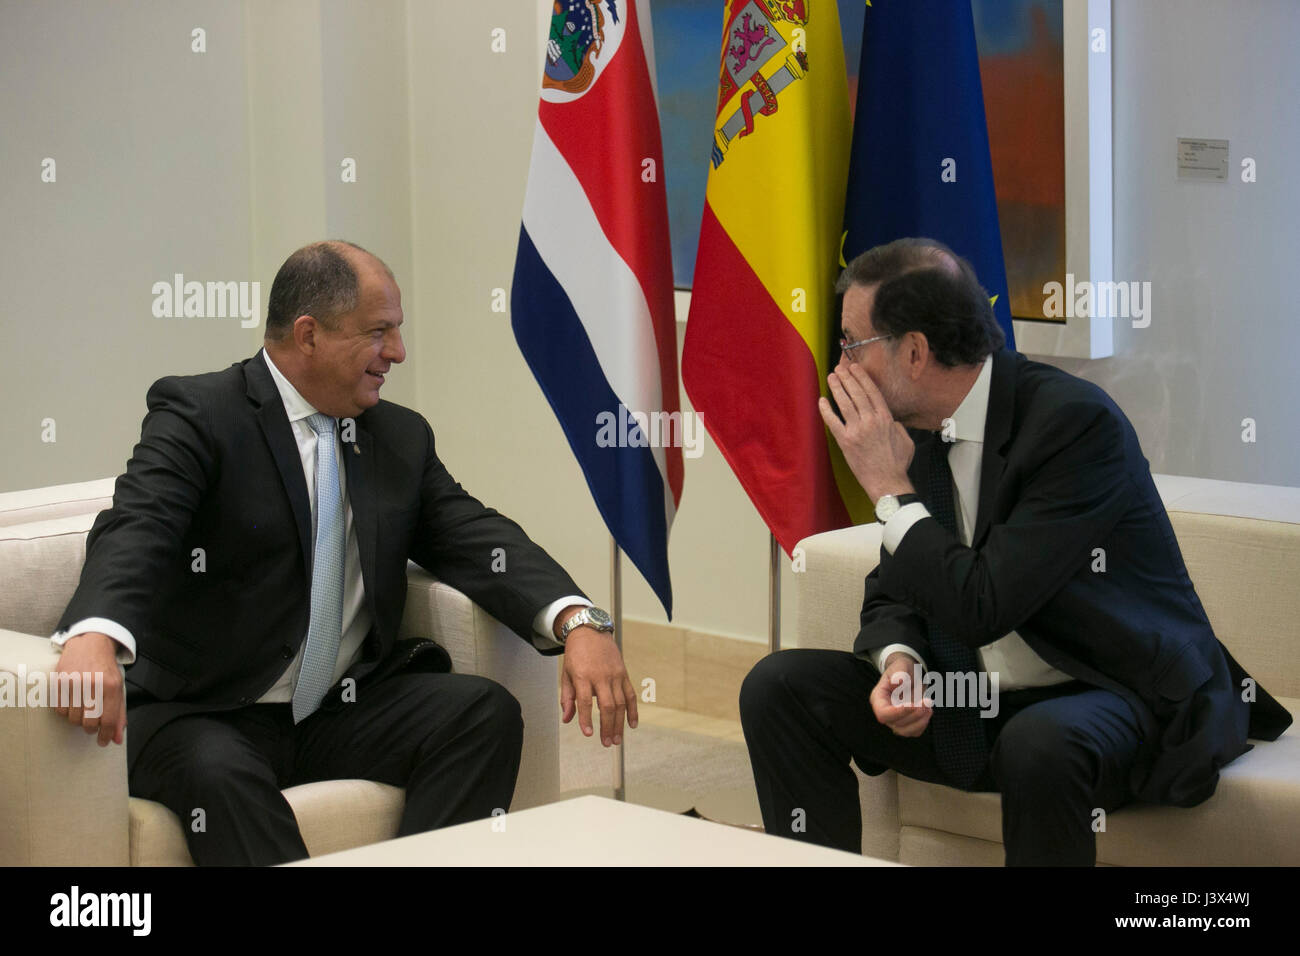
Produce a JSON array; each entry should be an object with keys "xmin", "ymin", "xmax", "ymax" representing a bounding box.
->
[
  {"xmin": 875, "ymin": 493, "xmax": 922, "ymax": 524},
  {"xmin": 556, "ymin": 606, "xmax": 615, "ymax": 645}
]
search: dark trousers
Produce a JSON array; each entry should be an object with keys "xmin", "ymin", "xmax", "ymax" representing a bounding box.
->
[
  {"xmin": 129, "ymin": 672, "xmax": 524, "ymax": 866},
  {"xmin": 739, "ymin": 649, "xmax": 1144, "ymax": 866}
]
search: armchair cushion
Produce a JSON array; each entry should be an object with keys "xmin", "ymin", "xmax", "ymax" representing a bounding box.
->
[
  {"xmin": 127, "ymin": 779, "xmax": 404, "ymax": 866},
  {"xmin": 0, "ymin": 513, "xmax": 95, "ymax": 640}
]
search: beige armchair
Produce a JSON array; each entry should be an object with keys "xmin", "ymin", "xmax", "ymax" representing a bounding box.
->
[
  {"xmin": 0, "ymin": 479, "xmax": 560, "ymax": 866},
  {"xmin": 793, "ymin": 474, "xmax": 1300, "ymax": 865}
]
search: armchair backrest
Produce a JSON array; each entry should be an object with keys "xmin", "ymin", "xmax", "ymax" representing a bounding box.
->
[{"xmin": 0, "ymin": 513, "xmax": 96, "ymax": 638}]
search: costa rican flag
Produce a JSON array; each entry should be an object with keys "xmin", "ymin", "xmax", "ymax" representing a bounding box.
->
[{"xmin": 511, "ymin": 0, "xmax": 682, "ymax": 615}]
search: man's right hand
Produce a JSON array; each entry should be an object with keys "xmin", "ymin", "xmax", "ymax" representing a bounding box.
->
[
  {"xmin": 869, "ymin": 651, "xmax": 933, "ymax": 737},
  {"xmin": 53, "ymin": 632, "xmax": 126, "ymax": 747}
]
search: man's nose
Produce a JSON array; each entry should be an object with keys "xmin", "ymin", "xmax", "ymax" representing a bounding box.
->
[{"xmin": 385, "ymin": 330, "xmax": 406, "ymax": 364}]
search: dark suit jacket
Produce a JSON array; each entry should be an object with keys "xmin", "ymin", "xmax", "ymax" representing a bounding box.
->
[
  {"xmin": 59, "ymin": 353, "xmax": 585, "ymax": 773},
  {"xmin": 854, "ymin": 349, "xmax": 1291, "ymax": 806}
]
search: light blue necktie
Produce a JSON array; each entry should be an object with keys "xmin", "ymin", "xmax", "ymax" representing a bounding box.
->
[{"xmin": 293, "ymin": 413, "xmax": 345, "ymax": 723}]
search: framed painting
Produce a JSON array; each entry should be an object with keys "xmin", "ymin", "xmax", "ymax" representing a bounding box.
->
[{"xmin": 645, "ymin": 0, "xmax": 1112, "ymax": 357}]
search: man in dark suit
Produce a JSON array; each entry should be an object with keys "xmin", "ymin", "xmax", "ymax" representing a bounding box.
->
[
  {"xmin": 740, "ymin": 237, "xmax": 1291, "ymax": 865},
  {"xmin": 51, "ymin": 240, "xmax": 635, "ymax": 865}
]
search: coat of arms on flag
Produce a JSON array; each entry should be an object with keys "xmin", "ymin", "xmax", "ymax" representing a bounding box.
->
[
  {"xmin": 713, "ymin": 0, "xmax": 811, "ymax": 163},
  {"xmin": 545, "ymin": 1, "xmax": 625, "ymax": 96}
]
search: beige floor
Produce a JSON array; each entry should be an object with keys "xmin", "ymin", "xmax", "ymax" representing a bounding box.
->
[
  {"xmin": 634, "ymin": 704, "xmax": 744, "ymax": 741},
  {"xmin": 556, "ymin": 703, "xmax": 764, "ymax": 827}
]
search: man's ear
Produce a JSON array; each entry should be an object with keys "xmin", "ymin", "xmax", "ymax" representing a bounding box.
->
[
  {"xmin": 292, "ymin": 315, "xmax": 317, "ymax": 354},
  {"xmin": 902, "ymin": 331, "xmax": 929, "ymax": 380}
]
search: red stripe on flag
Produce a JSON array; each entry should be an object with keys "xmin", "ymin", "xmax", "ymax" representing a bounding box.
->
[
  {"xmin": 683, "ymin": 203, "xmax": 851, "ymax": 553},
  {"xmin": 537, "ymin": 2, "xmax": 681, "ymax": 505}
]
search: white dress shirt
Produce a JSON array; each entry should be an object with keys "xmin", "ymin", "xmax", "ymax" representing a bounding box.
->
[
  {"xmin": 869, "ymin": 354, "xmax": 1074, "ymax": 691},
  {"xmin": 257, "ymin": 349, "xmax": 371, "ymax": 700},
  {"xmin": 53, "ymin": 348, "xmax": 586, "ymax": 680}
]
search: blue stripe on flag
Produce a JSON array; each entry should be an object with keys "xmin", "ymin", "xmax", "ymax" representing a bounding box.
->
[{"xmin": 511, "ymin": 225, "xmax": 673, "ymax": 615}]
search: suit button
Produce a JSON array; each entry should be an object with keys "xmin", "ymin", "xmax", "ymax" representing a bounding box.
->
[
  {"xmin": 238, "ymin": 696, "xmax": 252, "ymax": 705},
  {"xmin": 281, "ymin": 644, "xmax": 294, "ymax": 659}
]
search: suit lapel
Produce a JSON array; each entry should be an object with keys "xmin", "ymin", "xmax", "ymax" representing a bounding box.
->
[
  {"xmin": 971, "ymin": 349, "xmax": 1018, "ymax": 547},
  {"xmin": 246, "ymin": 355, "xmax": 313, "ymax": 569},
  {"xmin": 341, "ymin": 417, "xmax": 378, "ymax": 613}
]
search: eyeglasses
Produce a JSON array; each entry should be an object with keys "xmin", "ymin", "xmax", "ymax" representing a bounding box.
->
[{"xmin": 839, "ymin": 333, "xmax": 893, "ymax": 360}]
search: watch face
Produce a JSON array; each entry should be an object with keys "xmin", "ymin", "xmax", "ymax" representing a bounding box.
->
[
  {"xmin": 587, "ymin": 607, "xmax": 613, "ymax": 628},
  {"xmin": 876, "ymin": 497, "xmax": 898, "ymax": 521}
]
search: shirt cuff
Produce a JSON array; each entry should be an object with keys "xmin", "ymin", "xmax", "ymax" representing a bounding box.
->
[
  {"xmin": 531, "ymin": 595, "xmax": 592, "ymax": 651},
  {"xmin": 52, "ymin": 618, "xmax": 137, "ymax": 666},
  {"xmin": 872, "ymin": 643, "xmax": 925, "ymax": 673},
  {"xmin": 882, "ymin": 502, "xmax": 932, "ymax": 554}
]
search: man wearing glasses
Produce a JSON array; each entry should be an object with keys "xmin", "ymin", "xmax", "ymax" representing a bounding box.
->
[{"xmin": 739, "ymin": 237, "xmax": 1290, "ymax": 865}]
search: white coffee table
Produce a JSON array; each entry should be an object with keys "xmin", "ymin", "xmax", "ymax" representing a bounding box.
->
[{"xmin": 288, "ymin": 794, "xmax": 897, "ymax": 866}]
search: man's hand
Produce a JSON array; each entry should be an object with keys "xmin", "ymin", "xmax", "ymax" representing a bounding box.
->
[
  {"xmin": 558, "ymin": 612, "xmax": 638, "ymax": 747},
  {"xmin": 52, "ymin": 632, "xmax": 126, "ymax": 747},
  {"xmin": 818, "ymin": 363, "xmax": 916, "ymax": 502},
  {"xmin": 869, "ymin": 651, "xmax": 932, "ymax": 737}
]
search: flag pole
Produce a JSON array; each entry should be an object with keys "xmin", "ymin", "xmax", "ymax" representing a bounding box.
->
[
  {"xmin": 610, "ymin": 535, "xmax": 626, "ymax": 801},
  {"xmin": 768, "ymin": 532, "xmax": 781, "ymax": 654}
]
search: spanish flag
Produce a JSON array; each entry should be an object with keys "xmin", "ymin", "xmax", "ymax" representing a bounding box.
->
[{"xmin": 682, "ymin": 0, "xmax": 870, "ymax": 556}]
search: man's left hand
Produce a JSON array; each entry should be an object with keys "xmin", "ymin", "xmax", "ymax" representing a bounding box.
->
[
  {"xmin": 559, "ymin": 614, "xmax": 637, "ymax": 747},
  {"xmin": 819, "ymin": 363, "xmax": 916, "ymax": 502}
]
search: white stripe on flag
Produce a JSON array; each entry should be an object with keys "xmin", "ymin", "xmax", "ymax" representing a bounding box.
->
[{"xmin": 521, "ymin": 119, "xmax": 676, "ymax": 531}]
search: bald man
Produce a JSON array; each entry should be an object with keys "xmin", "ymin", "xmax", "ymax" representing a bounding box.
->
[{"xmin": 53, "ymin": 240, "xmax": 636, "ymax": 865}]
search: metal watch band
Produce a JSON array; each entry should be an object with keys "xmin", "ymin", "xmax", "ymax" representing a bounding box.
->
[{"xmin": 557, "ymin": 606, "xmax": 614, "ymax": 644}]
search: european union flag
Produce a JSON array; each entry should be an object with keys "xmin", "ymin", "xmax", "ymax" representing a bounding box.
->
[{"xmin": 843, "ymin": 0, "xmax": 1016, "ymax": 350}]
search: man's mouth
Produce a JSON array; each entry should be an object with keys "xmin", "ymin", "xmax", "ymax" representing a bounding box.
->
[{"xmin": 367, "ymin": 370, "xmax": 386, "ymax": 384}]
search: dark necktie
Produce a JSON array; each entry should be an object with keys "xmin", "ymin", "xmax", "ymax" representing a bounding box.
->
[{"xmin": 924, "ymin": 434, "xmax": 990, "ymax": 789}]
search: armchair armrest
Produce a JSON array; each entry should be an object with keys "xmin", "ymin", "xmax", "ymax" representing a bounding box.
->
[
  {"xmin": 793, "ymin": 524, "xmax": 884, "ymax": 652},
  {"xmin": 398, "ymin": 563, "xmax": 560, "ymax": 810},
  {"xmin": 0, "ymin": 628, "xmax": 130, "ymax": 865},
  {"xmin": 791, "ymin": 524, "xmax": 900, "ymax": 861}
]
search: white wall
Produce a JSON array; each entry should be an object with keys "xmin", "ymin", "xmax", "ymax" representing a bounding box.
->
[
  {"xmin": 1, "ymin": 0, "xmax": 254, "ymax": 491},
  {"xmin": 0, "ymin": 0, "xmax": 417, "ymax": 496},
  {"xmin": 1044, "ymin": 0, "xmax": 1300, "ymax": 487}
]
